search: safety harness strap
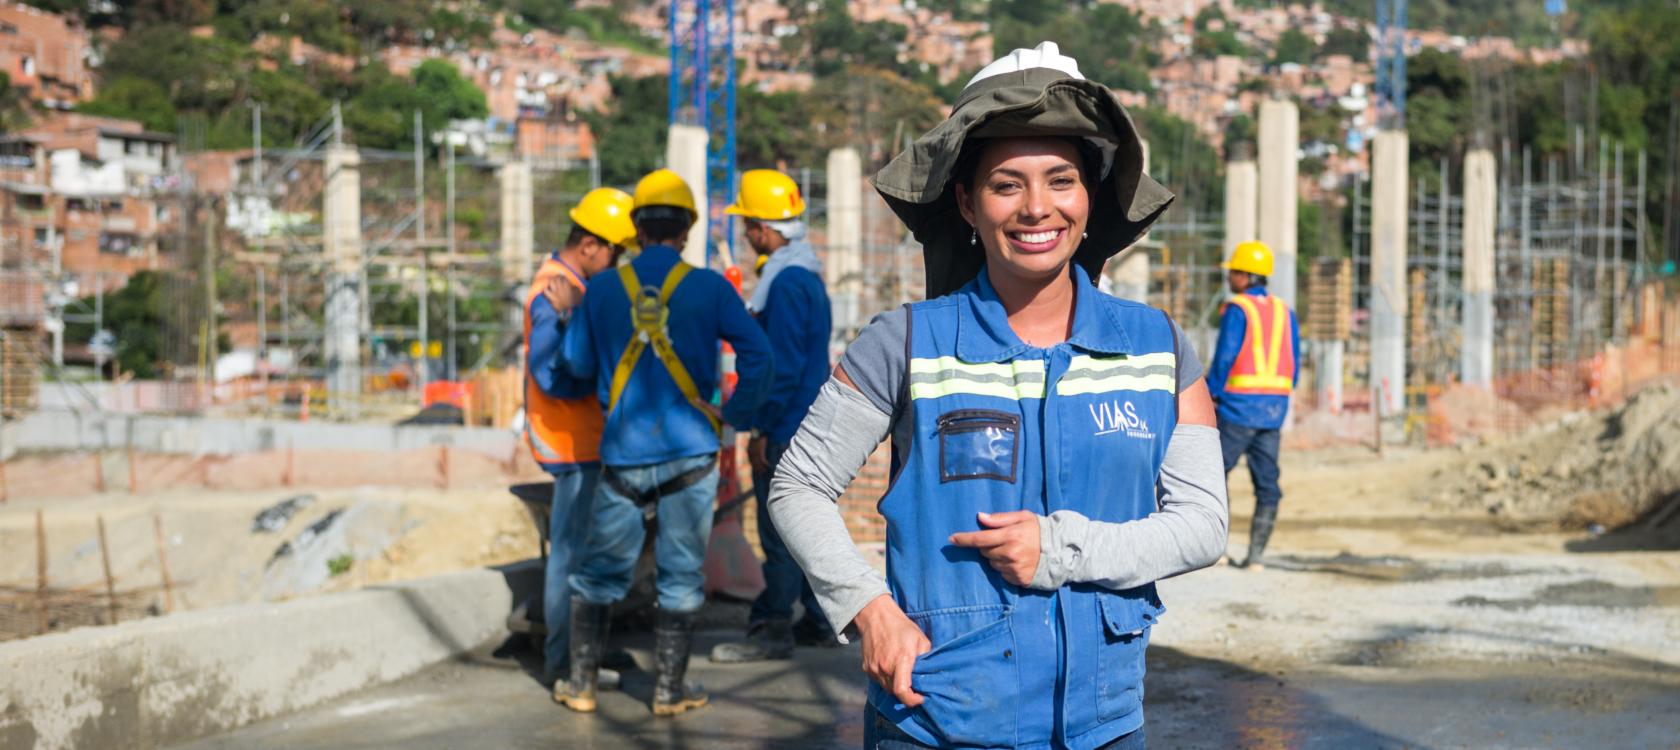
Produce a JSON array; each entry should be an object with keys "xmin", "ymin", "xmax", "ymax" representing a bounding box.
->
[{"xmin": 607, "ymin": 263, "xmax": 721, "ymax": 434}]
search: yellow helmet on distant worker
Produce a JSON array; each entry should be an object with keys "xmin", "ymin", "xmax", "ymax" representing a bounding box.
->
[
  {"xmin": 632, "ymin": 168, "xmax": 698, "ymax": 216},
  {"xmin": 569, "ymin": 187, "xmax": 636, "ymax": 246},
  {"xmin": 726, "ymin": 169, "xmax": 805, "ymax": 220},
  {"xmin": 1224, "ymin": 240, "xmax": 1274, "ymax": 277}
]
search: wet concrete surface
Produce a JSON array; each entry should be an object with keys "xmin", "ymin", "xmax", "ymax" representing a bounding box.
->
[{"xmin": 179, "ymin": 627, "xmax": 1680, "ymax": 750}]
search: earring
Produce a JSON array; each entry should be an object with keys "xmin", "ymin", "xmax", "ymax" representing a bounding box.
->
[
  {"xmin": 1081, "ymin": 231, "xmax": 1088, "ymax": 239},
  {"xmin": 970, "ymin": 230, "xmax": 977, "ymax": 246}
]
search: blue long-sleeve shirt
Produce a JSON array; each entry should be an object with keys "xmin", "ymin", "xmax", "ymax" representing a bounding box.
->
[
  {"xmin": 527, "ymin": 260, "xmax": 592, "ymax": 402},
  {"xmin": 751, "ymin": 265, "xmax": 832, "ymax": 444},
  {"xmin": 1206, "ymin": 285, "xmax": 1300, "ymax": 429},
  {"xmin": 563, "ymin": 244, "xmax": 773, "ymax": 466}
]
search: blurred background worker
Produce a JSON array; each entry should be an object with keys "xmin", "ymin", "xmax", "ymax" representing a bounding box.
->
[
  {"xmin": 522, "ymin": 187, "xmax": 635, "ymax": 689},
  {"xmin": 1208, "ymin": 240, "xmax": 1300, "ymax": 569},
  {"xmin": 711, "ymin": 169, "xmax": 836, "ymax": 663},
  {"xmin": 555, "ymin": 169, "xmax": 773, "ymax": 717}
]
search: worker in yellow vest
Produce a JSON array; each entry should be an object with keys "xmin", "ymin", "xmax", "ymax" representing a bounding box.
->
[
  {"xmin": 523, "ymin": 187, "xmax": 636, "ymax": 686},
  {"xmin": 1207, "ymin": 240, "xmax": 1299, "ymax": 569}
]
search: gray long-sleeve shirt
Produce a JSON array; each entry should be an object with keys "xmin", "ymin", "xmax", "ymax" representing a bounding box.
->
[{"xmin": 766, "ymin": 309, "xmax": 1230, "ymax": 638}]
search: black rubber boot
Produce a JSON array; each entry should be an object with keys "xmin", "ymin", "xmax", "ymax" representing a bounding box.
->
[
  {"xmin": 554, "ymin": 602, "xmax": 611, "ymax": 712},
  {"xmin": 1235, "ymin": 504, "xmax": 1279, "ymax": 569},
  {"xmin": 710, "ymin": 619, "xmax": 794, "ymax": 663},
  {"xmin": 651, "ymin": 610, "xmax": 709, "ymax": 716},
  {"xmin": 791, "ymin": 616, "xmax": 839, "ymax": 648}
]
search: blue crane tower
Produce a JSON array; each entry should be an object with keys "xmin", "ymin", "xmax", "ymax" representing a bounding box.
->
[
  {"xmin": 1374, "ymin": 0, "xmax": 1407, "ymax": 128},
  {"xmin": 668, "ymin": 0, "xmax": 738, "ymax": 271}
]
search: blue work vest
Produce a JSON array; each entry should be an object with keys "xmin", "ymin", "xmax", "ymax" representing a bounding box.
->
[{"xmin": 870, "ymin": 266, "xmax": 1178, "ymax": 750}]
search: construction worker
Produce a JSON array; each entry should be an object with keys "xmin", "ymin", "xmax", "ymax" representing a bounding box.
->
[
  {"xmin": 555, "ymin": 168, "xmax": 773, "ymax": 716},
  {"xmin": 764, "ymin": 42, "xmax": 1228, "ymax": 750},
  {"xmin": 1208, "ymin": 239, "xmax": 1300, "ymax": 569},
  {"xmin": 711, "ymin": 169, "xmax": 836, "ymax": 663},
  {"xmin": 523, "ymin": 187, "xmax": 635, "ymax": 687}
]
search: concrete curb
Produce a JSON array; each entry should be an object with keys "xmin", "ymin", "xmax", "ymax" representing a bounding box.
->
[{"xmin": 0, "ymin": 561, "xmax": 540, "ymax": 749}]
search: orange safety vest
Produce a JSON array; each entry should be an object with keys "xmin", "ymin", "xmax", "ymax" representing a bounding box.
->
[
  {"xmin": 1222, "ymin": 293, "xmax": 1296, "ymax": 396},
  {"xmin": 522, "ymin": 257, "xmax": 603, "ymax": 466}
]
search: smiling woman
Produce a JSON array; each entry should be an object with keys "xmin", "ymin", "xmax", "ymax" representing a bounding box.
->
[{"xmin": 763, "ymin": 42, "xmax": 1233, "ymax": 750}]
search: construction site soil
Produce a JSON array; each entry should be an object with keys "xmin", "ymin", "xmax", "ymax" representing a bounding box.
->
[{"xmin": 6, "ymin": 386, "xmax": 1680, "ymax": 746}]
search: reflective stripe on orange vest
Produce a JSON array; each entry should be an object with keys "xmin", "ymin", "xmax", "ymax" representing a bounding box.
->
[
  {"xmin": 1223, "ymin": 294, "xmax": 1296, "ymax": 395},
  {"xmin": 523, "ymin": 257, "xmax": 604, "ymax": 466}
]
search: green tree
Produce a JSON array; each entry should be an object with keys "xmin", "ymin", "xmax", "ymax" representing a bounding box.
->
[
  {"xmin": 63, "ymin": 271, "xmax": 174, "ymax": 378},
  {"xmin": 414, "ymin": 59, "xmax": 488, "ymax": 124},
  {"xmin": 581, "ymin": 74, "xmax": 669, "ymax": 187},
  {"xmin": 77, "ymin": 76, "xmax": 179, "ymax": 132},
  {"xmin": 1273, "ymin": 29, "xmax": 1314, "ymax": 66},
  {"xmin": 1319, "ymin": 27, "xmax": 1369, "ymax": 61},
  {"xmin": 1403, "ymin": 48, "xmax": 1470, "ymax": 163},
  {"xmin": 993, "ymin": 2, "xmax": 1157, "ymax": 92},
  {"xmin": 1194, "ymin": 29, "xmax": 1248, "ymax": 58}
]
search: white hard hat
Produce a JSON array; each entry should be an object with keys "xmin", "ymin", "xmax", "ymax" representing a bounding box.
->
[{"xmin": 966, "ymin": 41, "xmax": 1085, "ymax": 89}]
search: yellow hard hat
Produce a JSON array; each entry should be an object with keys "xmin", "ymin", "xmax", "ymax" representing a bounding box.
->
[
  {"xmin": 569, "ymin": 187, "xmax": 636, "ymax": 246},
  {"xmin": 1224, "ymin": 240, "xmax": 1274, "ymax": 277},
  {"xmin": 726, "ymin": 169, "xmax": 805, "ymax": 220},
  {"xmin": 632, "ymin": 168, "xmax": 697, "ymax": 215}
]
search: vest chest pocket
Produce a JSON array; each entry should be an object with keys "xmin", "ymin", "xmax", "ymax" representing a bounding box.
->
[{"xmin": 936, "ymin": 409, "xmax": 1019, "ymax": 483}]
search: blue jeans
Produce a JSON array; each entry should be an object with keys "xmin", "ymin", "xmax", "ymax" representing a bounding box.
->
[
  {"xmin": 863, "ymin": 705, "xmax": 1146, "ymax": 749},
  {"xmin": 748, "ymin": 441, "xmax": 830, "ymax": 633},
  {"xmin": 570, "ymin": 453, "xmax": 719, "ymax": 613},
  {"xmin": 542, "ymin": 464, "xmax": 600, "ymax": 681},
  {"xmin": 1218, "ymin": 418, "xmax": 1283, "ymax": 507}
]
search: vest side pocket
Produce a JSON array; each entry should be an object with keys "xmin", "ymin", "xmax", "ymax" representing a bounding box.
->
[
  {"xmin": 1094, "ymin": 590, "xmax": 1161, "ymax": 723},
  {"xmin": 935, "ymin": 409, "xmax": 1020, "ymax": 483},
  {"xmin": 907, "ymin": 605, "xmax": 1020, "ymax": 747}
]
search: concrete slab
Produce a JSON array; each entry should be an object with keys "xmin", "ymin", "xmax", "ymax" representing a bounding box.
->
[{"xmin": 0, "ymin": 563, "xmax": 538, "ymax": 749}]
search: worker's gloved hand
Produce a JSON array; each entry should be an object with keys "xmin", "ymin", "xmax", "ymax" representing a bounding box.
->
[
  {"xmin": 949, "ymin": 511, "xmax": 1042, "ymax": 587},
  {"xmin": 853, "ymin": 595, "xmax": 930, "ymax": 708},
  {"xmin": 747, "ymin": 435, "xmax": 770, "ymax": 475},
  {"xmin": 542, "ymin": 275, "xmax": 581, "ymax": 313}
]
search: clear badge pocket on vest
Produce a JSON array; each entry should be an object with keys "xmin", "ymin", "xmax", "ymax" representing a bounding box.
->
[{"xmin": 936, "ymin": 409, "xmax": 1019, "ymax": 483}]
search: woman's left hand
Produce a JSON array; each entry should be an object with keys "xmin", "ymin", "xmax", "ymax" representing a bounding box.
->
[{"xmin": 949, "ymin": 511, "xmax": 1042, "ymax": 586}]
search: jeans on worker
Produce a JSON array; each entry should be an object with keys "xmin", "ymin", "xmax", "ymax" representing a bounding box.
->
[
  {"xmin": 863, "ymin": 704, "xmax": 1146, "ymax": 749},
  {"xmin": 1218, "ymin": 418, "xmax": 1283, "ymax": 507},
  {"xmin": 569, "ymin": 453, "xmax": 719, "ymax": 613},
  {"xmin": 542, "ymin": 464, "xmax": 600, "ymax": 681},
  {"xmin": 747, "ymin": 441, "xmax": 831, "ymax": 633}
]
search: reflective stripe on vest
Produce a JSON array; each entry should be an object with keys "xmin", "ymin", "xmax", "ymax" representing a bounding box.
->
[
  {"xmin": 607, "ymin": 262, "xmax": 721, "ymax": 434},
  {"xmin": 908, "ymin": 356, "xmax": 1045, "ymax": 400},
  {"xmin": 1224, "ymin": 294, "xmax": 1295, "ymax": 395},
  {"xmin": 522, "ymin": 258, "xmax": 603, "ymax": 466},
  {"xmin": 1057, "ymin": 352, "xmax": 1177, "ymax": 396}
]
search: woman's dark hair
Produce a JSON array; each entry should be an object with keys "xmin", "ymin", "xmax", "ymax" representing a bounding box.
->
[{"xmin": 951, "ymin": 136, "xmax": 1105, "ymax": 194}]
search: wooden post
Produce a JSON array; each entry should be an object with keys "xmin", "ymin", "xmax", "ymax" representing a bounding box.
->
[
  {"xmin": 1372, "ymin": 386, "xmax": 1385, "ymax": 456},
  {"xmin": 97, "ymin": 515, "xmax": 118, "ymax": 625},
  {"xmin": 35, "ymin": 509, "xmax": 48, "ymax": 635},
  {"xmin": 92, "ymin": 452, "xmax": 106, "ymax": 493},
  {"xmin": 1, "ymin": 459, "xmax": 8, "ymax": 503},
  {"xmin": 127, "ymin": 446, "xmax": 139, "ymax": 494},
  {"xmin": 438, "ymin": 444, "xmax": 450, "ymax": 489},
  {"xmin": 153, "ymin": 513, "xmax": 175, "ymax": 614}
]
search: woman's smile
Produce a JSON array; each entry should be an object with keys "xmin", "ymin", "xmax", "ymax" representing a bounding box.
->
[{"xmin": 1005, "ymin": 227, "xmax": 1067, "ymax": 254}]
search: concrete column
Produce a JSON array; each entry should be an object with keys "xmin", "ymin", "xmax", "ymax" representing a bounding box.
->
[
  {"xmin": 498, "ymin": 160, "xmax": 534, "ymax": 285},
  {"xmin": 1317, "ymin": 340, "xmax": 1344, "ymax": 413},
  {"xmin": 1461, "ymin": 149, "xmax": 1497, "ymax": 387},
  {"xmin": 1369, "ymin": 131, "xmax": 1409, "ymax": 416},
  {"xmin": 1257, "ymin": 99, "xmax": 1299, "ymax": 308},
  {"xmin": 666, "ymin": 124, "xmax": 710, "ymax": 268},
  {"xmin": 1223, "ymin": 159, "xmax": 1258, "ymax": 258},
  {"xmin": 826, "ymin": 147, "xmax": 863, "ymax": 331},
  {"xmin": 323, "ymin": 144, "xmax": 362, "ymax": 413}
]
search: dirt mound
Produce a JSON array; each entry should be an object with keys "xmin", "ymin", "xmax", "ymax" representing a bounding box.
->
[{"xmin": 1426, "ymin": 384, "xmax": 1680, "ymax": 529}]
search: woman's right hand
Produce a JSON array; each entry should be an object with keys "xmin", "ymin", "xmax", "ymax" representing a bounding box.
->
[{"xmin": 853, "ymin": 594, "xmax": 931, "ymax": 708}]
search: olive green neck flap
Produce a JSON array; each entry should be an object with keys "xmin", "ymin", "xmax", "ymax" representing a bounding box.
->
[{"xmin": 872, "ymin": 68, "xmax": 1176, "ymax": 299}]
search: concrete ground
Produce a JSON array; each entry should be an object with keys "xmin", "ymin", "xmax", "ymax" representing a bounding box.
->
[{"xmin": 178, "ymin": 622, "xmax": 1680, "ymax": 750}]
